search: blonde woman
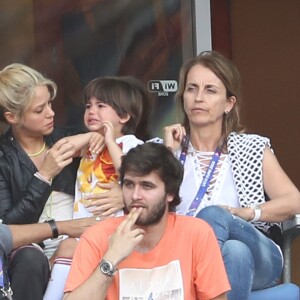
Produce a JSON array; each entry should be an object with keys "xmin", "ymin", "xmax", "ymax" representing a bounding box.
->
[{"xmin": 0, "ymin": 63, "xmax": 105, "ymax": 300}]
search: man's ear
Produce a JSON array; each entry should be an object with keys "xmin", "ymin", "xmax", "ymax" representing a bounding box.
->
[
  {"xmin": 166, "ymin": 194, "xmax": 174, "ymax": 203},
  {"xmin": 120, "ymin": 114, "xmax": 131, "ymax": 124},
  {"xmin": 4, "ymin": 112, "xmax": 19, "ymax": 125}
]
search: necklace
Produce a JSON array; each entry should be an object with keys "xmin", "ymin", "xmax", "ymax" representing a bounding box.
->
[{"xmin": 27, "ymin": 142, "xmax": 46, "ymax": 157}]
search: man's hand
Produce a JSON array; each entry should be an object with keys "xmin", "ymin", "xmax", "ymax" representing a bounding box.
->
[{"xmin": 104, "ymin": 207, "xmax": 145, "ymax": 266}]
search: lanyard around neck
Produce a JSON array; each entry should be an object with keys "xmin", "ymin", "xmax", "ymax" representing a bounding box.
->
[{"xmin": 179, "ymin": 136, "xmax": 221, "ymax": 217}]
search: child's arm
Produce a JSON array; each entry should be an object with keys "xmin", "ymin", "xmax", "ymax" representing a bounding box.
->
[
  {"xmin": 106, "ymin": 140, "xmax": 123, "ymax": 173},
  {"xmin": 67, "ymin": 132, "xmax": 104, "ymax": 156},
  {"xmin": 102, "ymin": 122, "xmax": 123, "ymax": 173}
]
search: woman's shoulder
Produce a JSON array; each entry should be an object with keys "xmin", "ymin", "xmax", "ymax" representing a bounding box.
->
[
  {"xmin": 228, "ymin": 132, "xmax": 270, "ymax": 145},
  {"xmin": 0, "ymin": 139, "xmax": 17, "ymax": 173},
  {"xmin": 0, "ymin": 129, "xmax": 17, "ymax": 157},
  {"xmin": 0, "ymin": 132, "xmax": 9, "ymax": 147},
  {"xmin": 228, "ymin": 132, "xmax": 273, "ymax": 158}
]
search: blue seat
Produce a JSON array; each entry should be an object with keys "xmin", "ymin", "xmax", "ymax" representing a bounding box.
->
[{"xmin": 249, "ymin": 283, "xmax": 299, "ymax": 300}]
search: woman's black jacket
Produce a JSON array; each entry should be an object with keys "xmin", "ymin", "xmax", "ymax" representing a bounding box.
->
[{"xmin": 0, "ymin": 127, "xmax": 81, "ymax": 224}]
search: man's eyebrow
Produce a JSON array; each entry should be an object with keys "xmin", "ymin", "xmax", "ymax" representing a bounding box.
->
[
  {"xmin": 123, "ymin": 178, "xmax": 155, "ymax": 185},
  {"xmin": 140, "ymin": 180, "xmax": 156, "ymax": 186},
  {"xmin": 123, "ymin": 178, "xmax": 132, "ymax": 182}
]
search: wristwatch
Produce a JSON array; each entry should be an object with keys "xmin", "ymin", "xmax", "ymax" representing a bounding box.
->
[
  {"xmin": 99, "ymin": 259, "xmax": 117, "ymax": 277},
  {"xmin": 249, "ymin": 204, "xmax": 262, "ymax": 222}
]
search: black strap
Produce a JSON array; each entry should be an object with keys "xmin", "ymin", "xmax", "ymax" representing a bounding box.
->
[{"xmin": 44, "ymin": 219, "xmax": 59, "ymax": 239}]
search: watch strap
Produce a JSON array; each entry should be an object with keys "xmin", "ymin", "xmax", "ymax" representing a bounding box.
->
[
  {"xmin": 45, "ymin": 218, "xmax": 59, "ymax": 239},
  {"xmin": 250, "ymin": 207, "xmax": 261, "ymax": 222}
]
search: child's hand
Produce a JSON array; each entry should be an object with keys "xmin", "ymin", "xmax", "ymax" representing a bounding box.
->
[
  {"xmin": 101, "ymin": 121, "xmax": 116, "ymax": 144},
  {"xmin": 88, "ymin": 132, "xmax": 105, "ymax": 154}
]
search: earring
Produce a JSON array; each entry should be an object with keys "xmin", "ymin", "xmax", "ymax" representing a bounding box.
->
[{"xmin": 225, "ymin": 110, "xmax": 230, "ymax": 115}]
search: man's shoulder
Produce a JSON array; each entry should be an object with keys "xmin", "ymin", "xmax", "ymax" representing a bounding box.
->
[
  {"xmin": 168, "ymin": 214, "xmax": 216, "ymax": 248},
  {"xmin": 171, "ymin": 214, "xmax": 212, "ymax": 232}
]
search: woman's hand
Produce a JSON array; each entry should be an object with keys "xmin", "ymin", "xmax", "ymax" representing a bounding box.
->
[
  {"xmin": 85, "ymin": 182, "xmax": 124, "ymax": 218},
  {"xmin": 163, "ymin": 124, "xmax": 186, "ymax": 152},
  {"xmin": 219, "ymin": 205, "xmax": 254, "ymax": 221},
  {"xmin": 39, "ymin": 138, "xmax": 77, "ymax": 181}
]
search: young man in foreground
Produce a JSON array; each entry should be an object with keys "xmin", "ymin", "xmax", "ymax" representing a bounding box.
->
[{"xmin": 64, "ymin": 143, "xmax": 230, "ymax": 299}]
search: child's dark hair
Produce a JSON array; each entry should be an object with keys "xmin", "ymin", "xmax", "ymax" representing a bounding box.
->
[
  {"xmin": 119, "ymin": 143, "xmax": 183, "ymax": 211},
  {"xmin": 83, "ymin": 77, "xmax": 143, "ymax": 135},
  {"xmin": 121, "ymin": 77, "xmax": 153, "ymax": 141}
]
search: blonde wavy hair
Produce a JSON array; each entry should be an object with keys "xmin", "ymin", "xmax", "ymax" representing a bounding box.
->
[{"xmin": 0, "ymin": 63, "xmax": 57, "ymax": 122}]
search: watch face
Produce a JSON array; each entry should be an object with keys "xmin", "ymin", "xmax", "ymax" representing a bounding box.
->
[
  {"xmin": 100, "ymin": 260, "xmax": 114, "ymax": 276},
  {"xmin": 101, "ymin": 261, "xmax": 112, "ymax": 273}
]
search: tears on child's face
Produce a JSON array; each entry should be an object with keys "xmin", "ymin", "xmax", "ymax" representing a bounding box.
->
[{"xmin": 84, "ymin": 97, "xmax": 121, "ymax": 133}]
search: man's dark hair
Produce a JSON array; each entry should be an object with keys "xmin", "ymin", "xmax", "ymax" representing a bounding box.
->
[{"xmin": 119, "ymin": 143, "xmax": 183, "ymax": 211}]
